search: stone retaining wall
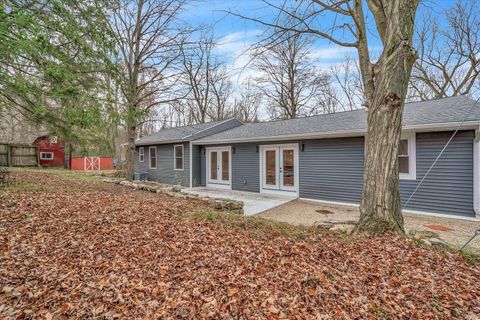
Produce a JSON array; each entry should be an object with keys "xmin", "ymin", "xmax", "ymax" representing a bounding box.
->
[{"xmin": 103, "ymin": 179, "xmax": 244, "ymax": 214}]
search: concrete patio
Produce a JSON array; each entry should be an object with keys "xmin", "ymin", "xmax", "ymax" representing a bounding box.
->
[
  {"xmin": 182, "ymin": 187, "xmax": 296, "ymax": 216},
  {"xmin": 257, "ymin": 199, "xmax": 480, "ymax": 252}
]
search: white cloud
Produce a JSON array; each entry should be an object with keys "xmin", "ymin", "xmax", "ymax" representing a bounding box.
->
[{"xmin": 308, "ymin": 46, "xmax": 357, "ymax": 60}]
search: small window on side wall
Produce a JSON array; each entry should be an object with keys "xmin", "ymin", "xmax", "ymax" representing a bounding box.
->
[
  {"xmin": 174, "ymin": 145, "xmax": 184, "ymax": 170},
  {"xmin": 40, "ymin": 152, "xmax": 54, "ymax": 160},
  {"xmin": 149, "ymin": 146, "xmax": 157, "ymax": 169},
  {"xmin": 139, "ymin": 147, "xmax": 144, "ymax": 162},
  {"xmin": 398, "ymin": 133, "xmax": 416, "ymax": 180}
]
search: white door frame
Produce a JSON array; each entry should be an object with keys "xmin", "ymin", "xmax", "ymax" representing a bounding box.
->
[
  {"xmin": 259, "ymin": 143, "xmax": 299, "ymax": 196},
  {"xmin": 206, "ymin": 146, "xmax": 232, "ymax": 189}
]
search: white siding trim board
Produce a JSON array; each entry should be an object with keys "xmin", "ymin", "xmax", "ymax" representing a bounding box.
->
[
  {"xmin": 474, "ymin": 127, "xmax": 480, "ymax": 217},
  {"xmin": 299, "ymin": 197, "xmax": 480, "ymax": 222}
]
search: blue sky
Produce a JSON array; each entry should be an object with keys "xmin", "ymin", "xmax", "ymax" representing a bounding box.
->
[
  {"xmin": 179, "ymin": 0, "xmax": 456, "ymax": 71},
  {"xmin": 176, "ymin": 0, "xmax": 458, "ymax": 117}
]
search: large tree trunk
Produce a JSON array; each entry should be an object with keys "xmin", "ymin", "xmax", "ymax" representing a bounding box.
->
[
  {"xmin": 125, "ymin": 124, "xmax": 136, "ymax": 181},
  {"xmin": 356, "ymin": 0, "xmax": 419, "ymax": 233},
  {"xmin": 358, "ymin": 96, "xmax": 405, "ymax": 232}
]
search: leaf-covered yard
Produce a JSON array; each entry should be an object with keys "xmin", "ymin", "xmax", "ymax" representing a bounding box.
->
[{"xmin": 1, "ymin": 170, "xmax": 479, "ymax": 319}]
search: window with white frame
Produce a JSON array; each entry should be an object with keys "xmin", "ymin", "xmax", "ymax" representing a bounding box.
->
[
  {"xmin": 50, "ymin": 136, "xmax": 58, "ymax": 144},
  {"xmin": 174, "ymin": 145, "xmax": 184, "ymax": 170},
  {"xmin": 139, "ymin": 147, "xmax": 144, "ymax": 162},
  {"xmin": 399, "ymin": 133, "xmax": 416, "ymax": 180},
  {"xmin": 149, "ymin": 146, "xmax": 157, "ymax": 169},
  {"xmin": 40, "ymin": 152, "xmax": 54, "ymax": 160}
]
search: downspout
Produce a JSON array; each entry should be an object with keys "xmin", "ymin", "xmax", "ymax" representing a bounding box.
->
[{"xmin": 189, "ymin": 141, "xmax": 193, "ymax": 189}]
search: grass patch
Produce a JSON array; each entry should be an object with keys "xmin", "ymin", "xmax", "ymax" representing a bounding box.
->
[
  {"xmin": 11, "ymin": 167, "xmax": 104, "ymax": 183},
  {"xmin": 458, "ymin": 249, "xmax": 480, "ymax": 265},
  {"xmin": 183, "ymin": 209, "xmax": 331, "ymax": 241}
]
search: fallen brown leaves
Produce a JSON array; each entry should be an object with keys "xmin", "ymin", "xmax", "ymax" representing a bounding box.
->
[{"xmin": 0, "ymin": 170, "xmax": 479, "ymax": 319}]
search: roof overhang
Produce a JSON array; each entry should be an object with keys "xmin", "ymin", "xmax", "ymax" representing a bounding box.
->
[{"xmin": 192, "ymin": 121, "xmax": 480, "ymax": 145}]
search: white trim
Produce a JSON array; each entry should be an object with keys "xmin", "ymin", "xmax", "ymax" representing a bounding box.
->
[
  {"xmin": 399, "ymin": 132, "xmax": 416, "ymax": 180},
  {"xmin": 149, "ymin": 146, "xmax": 157, "ymax": 169},
  {"xmin": 206, "ymin": 146, "xmax": 232, "ymax": 189},
  {"xmin": 189, "ymin": 142, "xmax": 193, "ymax": 188},
  {"xmin": 299, "ymin": 197, "xmax": 480, "ymax": 221},
  {"xmin": 138, "ymin": 147, "xmax": 144, "ymax": 162},
  {"xmin": 193, "ymin": 121, "xmax": 480, "ymax": 145},
  {"xmin": 474, "ymin": 136, "xmax": 480, "ymax": 217},
  {"xmin": 174, "ymin": 144, "xmax": 184, "ymax": 171},
  {"xmin": 259, "ymin": 143, "xmax": 299, "ymax": 196},
  {"xmin": 204, "ymin": 182, "xmax": 232, "ymax": 190},
  {"xmin": 299, "ymin": 197, "xmax": 359, "ymax": 208},
  {"xmin": 39, "ymin": 152, "xmax": 54, "ymax": 160},
  {"xmin": 403, "ymin": 208, "xmax": 480, "ymax": 221}
]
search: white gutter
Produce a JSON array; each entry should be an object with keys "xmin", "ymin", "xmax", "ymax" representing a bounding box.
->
[{"xmin": 192, "ymin": 121, "xmax": 480, "ymax": 145}]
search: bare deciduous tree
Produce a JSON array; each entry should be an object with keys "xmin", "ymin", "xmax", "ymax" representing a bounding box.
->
[
  {"xmin": 107, "ymin": 0, "xmax": 188, "ymax": 180},
  {"xmin": 180, "ymin": 34, "xmax": 233, "ymax": 123},
  {"xmin": 409, "ymin": 0, "xmax": 480, "ymax": 101},
  {"xmin": 253, "ymin": 30, "xmax": 333, "ymax": 119},
  {"xmin": 330, "ymin": 57, "xmax": 364, "ymax": 110},
  {"xmin": 233, "ymin": 80, "xmax": 262, "ymax": 123},
  {"xmin": 232, "ymin": 0, "xmax": 420, "ymax": 233}
]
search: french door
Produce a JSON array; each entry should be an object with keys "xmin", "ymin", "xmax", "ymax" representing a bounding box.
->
[
  {"xmin": 206, "ymin": 147, "xmax": 231, "ymax": 188},
  {"xmin": 261, "ymin": 144, "xmax": 298, "ymax": 195}
]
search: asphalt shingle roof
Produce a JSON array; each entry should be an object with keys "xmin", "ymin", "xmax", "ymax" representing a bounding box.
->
[
  {"xmin": 194, "ymin": 96, "xmax": 480, "ymax": 144},
  {"xmin": 135, "ymin": 119, "xmax": 233, "ymax": 146}
]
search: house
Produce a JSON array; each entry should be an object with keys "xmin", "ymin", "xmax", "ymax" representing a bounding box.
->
[
  {"xmin": 135, "ymin": 96, "xmax": 480, "ymax": 219},
  {"xmin": 32, "ymin": 135, "xmax": 67, "ymax": 168}
]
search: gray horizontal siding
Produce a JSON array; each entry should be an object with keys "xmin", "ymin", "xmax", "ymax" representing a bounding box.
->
[
  {"xmin": 400, "ymin": 131, "xmax": 474, "ymax": 217},
  {"xmin": 231, "ymin": 144, "xmax": 260, "ymax": 192},
  {"xmin": 134, "ymin": 142, "xmax": 190, "ymax": 187},
  {"xmin": 199, "ymin": 143, "xmax": 261, "ymax": 192},
  {"xmin": 299, "ymin": 137, "xmax": 365, "ymax": 203},
  {"xmin": 196, "ymin": 130, "xmax": 475, "ymax": 217}
]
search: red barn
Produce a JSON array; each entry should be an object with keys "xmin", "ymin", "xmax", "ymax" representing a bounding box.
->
[{"xmin": 32, "ymin": 135, "xmax": 66, "ymax": 168}]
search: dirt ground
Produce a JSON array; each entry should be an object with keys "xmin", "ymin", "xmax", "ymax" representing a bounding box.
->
[
  {"xmin": 1, "ymin": 169, "xmax": 480, "ymax": 319},
  {"xmin": 257, "ymin": 199, "xmax": 480, "ymax": 252}
]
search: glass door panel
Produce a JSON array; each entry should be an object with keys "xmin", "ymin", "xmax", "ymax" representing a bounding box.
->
[
  {"xmin": 281, "ymin": 149, "xmax": 294, "ymax": 187},
  {"xmin": 210, "ymin": 151, "xmax": 217, "ymax": 180},
  {"xmin": 221, "ymin": 151, "xmax": 229, "ymax": 181},
  {"xmin": 265, "ymin": 150, "xmax": 277, "ymax": 186}
]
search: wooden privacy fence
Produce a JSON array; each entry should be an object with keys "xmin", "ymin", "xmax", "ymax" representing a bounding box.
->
[{"xmin": 0, "ymin": 143, "xmax": 38, "ymax": 167}]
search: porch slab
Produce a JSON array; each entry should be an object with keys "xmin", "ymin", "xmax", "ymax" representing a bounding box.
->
[{"xmin": 182, "ymin": 187, "xmax": 296, "ymax": 216}]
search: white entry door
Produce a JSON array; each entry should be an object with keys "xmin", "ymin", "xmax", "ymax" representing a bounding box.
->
[
  {"xmin": 261, "ymin": 144, "xmax": 298, "ymax": 195},
  {"xmin": 206, "ymin": 147, "xmax": 231, "ymax": 188}
]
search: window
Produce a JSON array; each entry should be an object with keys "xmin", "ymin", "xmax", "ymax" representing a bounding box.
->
[
  {"xmin": 399, "ymin": 133, "xmax": 416, "ymax": 180},
  {"xmin": 40, "ymin": 152, "xmax": 54, "ymax": 160},
  {"xmin": 50, "ymin": 136, "xmax": 58, "ymax": 144},
  {"xmin": 139, "ymin": 147, "xmax": 144, "ymax": 162},
  {"xmin": 174, "ymin": 145, "xmax": 184, "ymax": 170},
  {"xmin": 149, "ymin": 146, "xmax": 157, "ymax": 169}
]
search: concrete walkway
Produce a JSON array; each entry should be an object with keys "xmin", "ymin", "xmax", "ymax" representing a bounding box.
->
[{"xmin": 182, "ymin": 187, "xmax": 296, "ymax": 216}]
